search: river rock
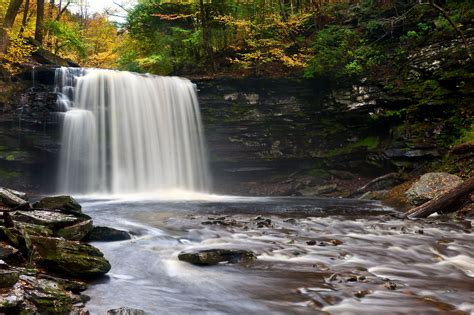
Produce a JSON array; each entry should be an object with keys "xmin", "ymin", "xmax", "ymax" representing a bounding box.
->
[
  {"xmin": 37, "ymin": 274, "xmax": 87, "ymax": 292},
  {"xmin": 85, "ymin": 226, "xmax": 131, "ymax": 242},
  {"xmin": 21, "ymin": 275, "xmax": 81, "ymax": 313},
  {"xmin": 405, "ymin": 172, "xmax": 463, "ymax": 206},
  {"xmin": 0, "ymin": 269, "xmax": 19, "ymax": 288},
  {"xmin": 13, "ymin": 210, "xmax": 80, "ymax": 229},
  {"xmin": 0, "ymin": 283, "xmax": 24, "ymax": 309},
  {"xmin": 178, "ymin": 248, "xmax": 256, "ymax": 266},
  {"xmin": 56, "ymin": 219, "xmax": 94, "ymax": 241},
  {"xmin": 0, "ymin": 187, "xmax": 28, "ymax": 207},
  {"xmin": 32, "ymin": 236, "xmax": 111, "ymax": 278},
  {"xmin": 0, "ymin": 241, "xmax": 19, "ymax": 260},
  {"xmin": 14, "ymin": 222, "xmax": 54, "ymax": 236},
  {"xmin": 107, "ymin": 306, "xmax": 146, "ymax": 315},
  {"xmin": 33, "ymin": 195, "xmax": 82, "ymax": 214}
]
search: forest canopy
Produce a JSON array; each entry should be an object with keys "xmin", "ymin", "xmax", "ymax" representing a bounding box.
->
[{"xmin": 0, "ymin": 0, "xmax": 473, "ymax": 78}]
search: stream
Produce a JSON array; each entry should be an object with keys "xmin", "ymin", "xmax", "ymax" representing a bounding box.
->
[{"xmin": 77, "ymin": 194, "xmax": 473, "ymax": 314}]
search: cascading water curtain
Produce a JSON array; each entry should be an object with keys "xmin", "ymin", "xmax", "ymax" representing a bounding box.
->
[{"xmin": 55, "ymin": 67, "xmax": 211, "ymax": 195}]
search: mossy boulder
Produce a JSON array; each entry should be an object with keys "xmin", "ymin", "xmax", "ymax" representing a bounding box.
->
[
  {"xmin": 32, "ymin": 236, "xmax": 111, "ymax": 278},
  {"xmin": 20, "ymin": 275, "xmax": 81, "ymax": 314},
  {"xmin": 0, "ymin": 269, "xmax": 19, "ymax": 288},
  {"xmin": 56, "ymin": 219, "xmax": 93, "ymax": 241},
  {"xmin": 33, "ymin": 196, "xmax": 82, "ymax": 214},
  {"xmin": 405, "ymin": 172, "xmax": 463, "ymax": 206},
  {"xmin": 178, "ymin": 248, "xmax": 256, "ymax": 266},
  {"xmin": 12, "ymin": 210, "xmax": 80, "ymax": 230}
]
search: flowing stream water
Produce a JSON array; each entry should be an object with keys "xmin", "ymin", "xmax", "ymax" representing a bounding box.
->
[{"xmin": 80, "ymin": 196, "xmax": 473, "ymax": 314}]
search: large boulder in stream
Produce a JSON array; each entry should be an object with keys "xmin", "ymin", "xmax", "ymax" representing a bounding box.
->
[
  {"xmin": 33, "ymin": 195, "xmax": 82, "ymax": 214},
  {"xmin": 32, "ymin": 236, "xmax": 111, "ymax": 278},
  {"xmin": 405, "ymin": 172, "xmax": 463, "ymax": 206},
  {"xmin": 108, "ymin": 306, "xmax": 146, "ymax": 315},
  {"xmin": 85, "ymin": 226, "xmax": 131, "ymax": 242},
  {"xmin": 178, "ymin": 248, "xmax": 256, "ymax": 266}
]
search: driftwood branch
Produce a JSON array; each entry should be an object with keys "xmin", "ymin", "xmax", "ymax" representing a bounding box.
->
[{"xmin": 404, "ymin": 176, "xmax": 474, "ymax": 218}]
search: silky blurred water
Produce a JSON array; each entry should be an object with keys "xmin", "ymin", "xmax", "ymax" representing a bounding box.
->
[{"xmin": 78, "ymin": 196, "xmax": 473, "ymax": 315}]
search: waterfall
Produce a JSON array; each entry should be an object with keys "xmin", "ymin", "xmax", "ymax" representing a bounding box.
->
[{"xmin": 55, "ymin": 67, "xmax": 211, "ymax": 195}]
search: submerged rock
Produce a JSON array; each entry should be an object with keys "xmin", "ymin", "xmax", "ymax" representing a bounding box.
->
[
  {"xmin": 405, "ymin": 173, "xmax": 463, "ymax": 206},
  {"xmin": 85, "ymin": 226, "xmax": 131, "ymax": 242},
  {"xmin": 33, "ymin": 195, "xmax": 82, "ymax": 214},
  {"xmin": 107, "ymin": 307, "xmax": 146, "ymax": 315},
  {"xmin": 178, "ymin": 248, "xmax": 256, "ymax": 266},
  {"xmin": 32, "ymin": 236, "xmax": 111, "ymax": 278}
]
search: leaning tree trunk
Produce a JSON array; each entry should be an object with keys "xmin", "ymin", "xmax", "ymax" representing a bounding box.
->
[
  {"xmin": 404, "ymin": 177, "xmax": 474, "ymax": 218},
  {"xmin": 35, "ymin": 0, "xmax": 45, "ymax": 45},
  {"xmin": 0, "ymin": 0, "xmax": 24, "ymax": 54}
]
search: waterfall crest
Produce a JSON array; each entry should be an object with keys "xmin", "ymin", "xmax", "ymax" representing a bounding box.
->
[{"xmin": 56, "ymin": 67, "xmax": 210, "ymax": 195}]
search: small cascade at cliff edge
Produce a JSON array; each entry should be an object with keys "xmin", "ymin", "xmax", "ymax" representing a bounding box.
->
[{"xmin": 55, "ymin": 67, "xmax": 211, "ymax": 195}]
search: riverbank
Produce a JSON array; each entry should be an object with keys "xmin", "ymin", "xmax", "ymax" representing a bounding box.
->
[{"xmin": 0, "ymin": 193, "xmax": 131, "ymax": 313}]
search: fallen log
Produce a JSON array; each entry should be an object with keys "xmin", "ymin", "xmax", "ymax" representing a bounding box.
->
[{"xmin": 404, "ymin": 176, "xmax": 474, "ymax": 218}]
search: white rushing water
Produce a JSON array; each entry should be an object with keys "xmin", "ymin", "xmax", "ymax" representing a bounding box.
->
[{"xmin": 55, "ymin": 67, "xmax": 210, "ymax": 195}]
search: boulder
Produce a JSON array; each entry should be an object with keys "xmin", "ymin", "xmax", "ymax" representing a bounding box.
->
[
  {"xmin": 33, "ymin": 195, "xmax": 82, "ymax": 214},
  {"xmin": 56, "ymin": 219, "xmax": 93, "ymax": 241},
  {"xmin": 37, "ymin": 274, "xmax": 87, "ymax": 293},
  {"xmin": 405, "ymin": 173, "xmax": 463, "ymax": 206},
  {"xmin": 13, "ymin": 210, "xmax": 80, "ymax": 229},
  {"xmin": 85, "ymin": 226, "xmax": 131, "ymax": 242},
  {"xmin": 14, "ymin": 222, "xmax": 54, "ymax": 236},
  {"xmin": 107, "ymin": 307, "xmax": 146, "ymax": 315},
  {"xmin": 0, "ymin": 283, "xmax": 24, "ymax": 309},
  {"xmin": 32, "ymin": 236, "xmax": 111, "ymax": 278},
  {"xmin": 0, "ymin": 188, "xmax": 28, "ymax": 207},
  {"xmin": 0, "ymin": 269, "xmax": 19, "ymax": 288},
  {"xmin": 0, "ymin": 241, "xmax": 19, "ymax": 260},
  {"xmin": 20, "ymin": 275, "xmax": 80, "ymax": 314},
  {"xmin": 178, "ymin": 248, "xmax": 256, "ymax": 266}
]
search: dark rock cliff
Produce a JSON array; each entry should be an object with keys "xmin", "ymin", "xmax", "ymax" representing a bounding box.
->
[{"xmin": 0, "ymin": 33, "xmax": 471, "ymax": 195}]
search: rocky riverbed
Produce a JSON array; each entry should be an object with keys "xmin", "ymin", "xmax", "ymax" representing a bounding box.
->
[{"xmin": 69, "ymin": 193, "xmax": 472, "ymax": 315}]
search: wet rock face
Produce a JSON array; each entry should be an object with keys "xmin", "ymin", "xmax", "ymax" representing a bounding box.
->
[
  {"xmin": 405, "ymin": 172, "xmax": 463, "ymax": 206},
  {"xmin": 178, "ymin": 248, "xmax": 256, "ymax": 266}
]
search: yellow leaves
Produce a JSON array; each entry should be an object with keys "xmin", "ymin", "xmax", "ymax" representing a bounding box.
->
[{"xmin": 3, "ymin": 30, "xmax": 37, "ymax": 73}]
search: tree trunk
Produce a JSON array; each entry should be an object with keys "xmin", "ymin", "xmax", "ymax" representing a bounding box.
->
[
  {"xmin": 35, "ymin": 0, "xmax": 45, "ymax": 45},
  {"xmin": 404, "ymin": 177, "xmax": 474, "ymax": 218},
  {"xmin": 18, "ymin": 0, "xmax": 30, "ymax": 37},
  {"xmin": 0, "ymin": 0, "xmax": 24, "ymax": 54},
  {"xmin": 199, "ymin": 0, "xmax": 215, "ymax": 71},
  {"xmin": 56, "ymin": 0, "xmax": 70, "ymax": 21}
]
